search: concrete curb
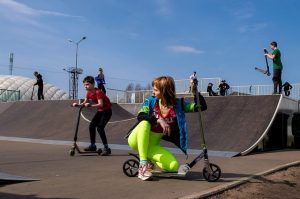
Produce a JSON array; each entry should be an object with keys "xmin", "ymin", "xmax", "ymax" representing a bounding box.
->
[{"xmin": 180, "ymin": 160, "xmax": 300, "ymax": 199}]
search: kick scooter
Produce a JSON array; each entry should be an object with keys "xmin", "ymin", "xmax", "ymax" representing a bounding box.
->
[
  {"xmin": 122, "ymin": 86, "xmax": 221, "ymax": 182},
  {"xmin": 255, "ymin": 48, "xmax": 271, "ymax": 76},
  {"xmin": 69, "ymin": 105, "xmax": 102, "ymax": 156}
]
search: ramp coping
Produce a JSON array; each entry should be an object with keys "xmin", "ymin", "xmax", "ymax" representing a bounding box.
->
[{"xmin": 241, "ymin": 95, "xmax": 283, "ymax": 155}]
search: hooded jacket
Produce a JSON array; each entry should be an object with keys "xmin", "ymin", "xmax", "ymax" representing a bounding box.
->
[{"xmin": 136, "ymin": 96, "xmax": 199, "ymax": 154}]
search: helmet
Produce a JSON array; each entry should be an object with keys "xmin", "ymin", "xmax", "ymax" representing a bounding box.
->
[
  {"xmin": 33, "ymin": 71, "xmax": 38, "ymax": 75},
  {"xmin": 99, "ymin": 68, "xmax": 103, "ymax": 72}
]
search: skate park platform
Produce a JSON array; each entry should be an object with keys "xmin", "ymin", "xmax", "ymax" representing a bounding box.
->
[
  {"xmin": 0, "ymin": 95, "xmax": 299, "ymax": 157},
  {"xmin": 0, "ymin": 95, "xmax": 299, "ymax": 198}
]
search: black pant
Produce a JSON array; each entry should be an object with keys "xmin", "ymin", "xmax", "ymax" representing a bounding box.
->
[
  {"xmin": 284, "ymin": 90, "xmax": 290, "ymax": 96},
  {"xmin": 89, "ymin": 109, "xmax": 112, "ymax": 145},
  {"xmin": 38, "ymin": 86, "xmax": 44, "ymax": 100},
  {"xmin": 98, "ymin": 84, "xmax": 106, "ymax": 94},
  {"xmin": 272, "ymin": 69, "xmax": 282, "ymax": 93}
]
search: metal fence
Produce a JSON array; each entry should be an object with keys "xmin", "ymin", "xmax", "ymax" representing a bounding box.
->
[
  {"xmin": 229, "ymin": 83, "xmax": 300, "ymax": 99},
  {"xmin": 174, "ymin": 78, "xmax": 222, "ymax": 93},
  {"xmin": 107, "ymin": 81, "xmax": 300, "ymax": 104},
  {"xmin": 0, "ymin": 89, "xmax": 21, "ymax": 102}
]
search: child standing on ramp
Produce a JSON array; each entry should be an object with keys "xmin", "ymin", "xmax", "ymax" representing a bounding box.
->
[
  {"xmin": 264, "ymin": 41, "xmax": 283, "ymax": 94},
  {"xmin": 72, "ymin": 76, "xmax": 112, "ymax": 156},
  {"xmin": 128, "ymin": 76, "xmax": 205, "ymax": 181}
]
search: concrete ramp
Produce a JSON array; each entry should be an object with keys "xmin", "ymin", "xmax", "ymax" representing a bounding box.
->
[
  {"xmin": 0, "ymin": 172, "xmax": 38, "ymax": 183},
  {"xmin": 0, "ymin": 96, "xmax": 298, "ymax": 157},
  {"xmin": 0, "ymin": 100, "xmax": 136, "ymax": 143},
  {"xmin": 184, "ymin": 95, "xmax": 299, "ymax": 156}
]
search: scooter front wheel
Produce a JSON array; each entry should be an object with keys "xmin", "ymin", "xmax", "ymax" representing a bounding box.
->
[
  {"xmin": 202, "ymin": 163, "xmax": 221, "ymax": 182},
  {"xmin": 123, "ymin": 159, "xmax": 139, "ymax": 177},
  {"xmin": 69, "ymin": 149, "xmax": 75, "ymax": 156}
]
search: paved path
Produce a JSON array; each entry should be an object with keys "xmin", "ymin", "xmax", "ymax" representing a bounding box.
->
[{"xmin": 0, "ymin": 140, "xmax": 299, "ymax": 199}]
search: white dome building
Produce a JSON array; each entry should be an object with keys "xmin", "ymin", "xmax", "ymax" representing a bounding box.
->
[{"xmin": 0, "ymin": 75, "xmax": 68, "ymax": 101}]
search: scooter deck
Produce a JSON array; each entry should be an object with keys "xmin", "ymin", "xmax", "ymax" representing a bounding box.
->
[
  {"xmin": 255, "ymin": 67, "xmax": 271, "ymax": 76},
  {"xmin": 151, "ymin": 171, "xmax": 186, "ymax": 177}
]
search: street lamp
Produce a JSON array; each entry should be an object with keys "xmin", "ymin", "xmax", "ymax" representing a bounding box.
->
[{"xmin": 68, "ymin": 36, "xmax": 86, "ymax": 99}]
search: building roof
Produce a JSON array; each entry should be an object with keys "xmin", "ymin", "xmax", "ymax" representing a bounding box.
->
[{"xmin": 0, "ymin": 75, "xmax": 68, "ymax": 101}]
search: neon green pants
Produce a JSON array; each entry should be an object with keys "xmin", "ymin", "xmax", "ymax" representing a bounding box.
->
[{"xmin": 128, "ymin": 121, "xmax": 179, "ymax": 172}]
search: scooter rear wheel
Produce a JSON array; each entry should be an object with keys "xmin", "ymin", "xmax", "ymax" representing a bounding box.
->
[
  {"xmin": 123, "ymin": 159, "xmax": 139, "ymax": 177},
  {"xmin": 202, "ymin": 163, "xmax": 221, "ymax": 182}
]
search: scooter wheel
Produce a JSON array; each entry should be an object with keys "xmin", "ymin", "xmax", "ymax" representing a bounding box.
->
[
  {"xmin": 123, "ymin": 159, "xmax": 139, "ymax": 177},
  {"xmin": 97, "ymin": 148, "xmax": 102, "ymax": 155},
  {"xmin": 202, "ymin": 163, "xmax": 221, "ymax": 182},
  {"xmin": 69, "ymin": 149, "xmax": 75, "ymax": 156}
]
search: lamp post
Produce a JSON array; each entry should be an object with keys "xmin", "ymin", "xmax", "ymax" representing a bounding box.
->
[{"xmin": 68, "ymin": 36, "xmax": 86, "ymax": 99}]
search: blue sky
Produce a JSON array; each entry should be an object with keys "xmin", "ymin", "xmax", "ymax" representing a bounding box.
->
[{"xmin": 0, "ymin": 0, "xmax": 299, "ymax": 97}]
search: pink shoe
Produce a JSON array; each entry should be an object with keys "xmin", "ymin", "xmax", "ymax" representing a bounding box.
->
[{"xmin": 138, "ymin": 163, "xmax": 153, "ymax": 181}]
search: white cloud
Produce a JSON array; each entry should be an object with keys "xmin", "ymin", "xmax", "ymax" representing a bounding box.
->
[
  {"xmin": 0, "ymin": 0, "xmax": 83, "ymax": 18},
  {"xmin": 154, "ymin": 0, "xmax": 172, "ymax": 18},
  {"xmin": 238, "ymin": 23, "xmax": 268, "ymax": 33},
  {"xmin": 168, "ymin": 45, "xmax": 204, "ymax": 54},
  {"xmin": 232, "ymin": 5, "xmax": 255, "ymax": 19}
]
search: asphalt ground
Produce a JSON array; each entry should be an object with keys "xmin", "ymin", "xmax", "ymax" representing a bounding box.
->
[{"xmin": 0, "ymin": 140, "xmax": 299, "ymax": 199}]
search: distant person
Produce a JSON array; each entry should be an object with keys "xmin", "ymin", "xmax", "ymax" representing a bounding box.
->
[
  {"xmin": 283, "ymin": 82, "xmax": 293, "ymax": 96},
  {"xmin": 219, "ymin": 80, "xmax": 230, "ymax": 96},
  {"xmin": 207, "ymin": 83, "xmax": 218, "ymax": 96},
  {"xmin": 33, "ymin": 71, "xmax": 44, "ymax": 100},
  {"xmin": 264, "ymin": 41, "xmax": 283, "ymax": 94},
  {"xmin": 191, "ymin": 79, "xmax": 207, "ymax": 111},
  {"xmin": 95, "ymin": 67, "xmax": 106, "ymax": 94},
  {"xmin": 72, "ymin": 76, "xmax": 112, "ymax": 156},
  {"xmin": 189, "ymin": 71, "xmax": 197, "ymax": 93}
]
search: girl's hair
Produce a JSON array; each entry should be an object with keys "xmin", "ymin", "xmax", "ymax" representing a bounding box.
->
[
  {"xmin": 83, "ymin": 76, "xmax": 95, "ymax": 84},
  {"xmin": 152, "ymin": 76, "xmax": 176, "ymax": 106}
]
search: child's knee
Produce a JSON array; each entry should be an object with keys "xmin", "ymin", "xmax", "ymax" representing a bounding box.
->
[
  {"xmin": 168, "ymin": 160, "xmax": 179, "ymax": 172},
  {"xmin": 128, "ymin": 132, "xmax": 137, "ymax": 150},
  {"xmin": 127, "ymin": 120, "xmax": 151, "ymax": 152}
]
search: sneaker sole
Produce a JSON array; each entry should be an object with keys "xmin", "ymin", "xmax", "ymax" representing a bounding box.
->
[{"xmin": 138, "ymin": 175, "xmax": 153, "ymax": 181}]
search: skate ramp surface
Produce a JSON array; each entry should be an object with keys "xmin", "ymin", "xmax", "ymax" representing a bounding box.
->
[
  {"xmin": 0, "ymin": 95, "xmax": 298, "ymax": 157},
  {"xmin": 184, "ymin": 95, "xmax": 298, "ymax": 156},
  {"xmin": 0, "ymin": 100, "xmax": 136, "ymax": 145}
]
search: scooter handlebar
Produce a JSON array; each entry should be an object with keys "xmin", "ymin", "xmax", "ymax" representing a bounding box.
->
[{"xmin": 72, "ymin": 103, "xmax": 91, "ymax": 108}]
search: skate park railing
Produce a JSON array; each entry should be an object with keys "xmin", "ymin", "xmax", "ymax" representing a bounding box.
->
[
  {"xmin": 0, "ymin": 89, "xmax": 20, "ymax": 102},
  {"xmin": 229, "ymin": 83, "xmax": 300, "ymax": 99},
  {"xmin": 106, "ymin": 77, "xmax": 222, "ymax": 103},
  {"xmin": 107, "ymin": 82, "xmax": 300, "ymax": 104}
]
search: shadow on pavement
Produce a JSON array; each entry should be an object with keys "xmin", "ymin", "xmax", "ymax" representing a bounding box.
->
[
  {"xmin": 0, "ymin": 192, "xmax": 75, "ymax": 199},
  {"xmin": 148, "ymin": 171, "xmax": 252, "ymax": 182}
]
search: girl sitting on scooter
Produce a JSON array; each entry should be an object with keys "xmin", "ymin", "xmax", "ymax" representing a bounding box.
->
[{"xmin": 128, "ymin": 76, "xmax": 206, "ymax": 181}]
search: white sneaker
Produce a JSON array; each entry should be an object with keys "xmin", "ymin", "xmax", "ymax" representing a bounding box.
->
[{"xmin": 138, "ymin": 163, "xmax": 153, "ymax": 181}]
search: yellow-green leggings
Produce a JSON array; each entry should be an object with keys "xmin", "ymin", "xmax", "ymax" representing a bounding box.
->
[{"xmin": 128, "ymin": 121, "xmax": 179, "ymax": 172}]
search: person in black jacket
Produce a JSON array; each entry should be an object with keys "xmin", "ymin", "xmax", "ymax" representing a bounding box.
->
[
  {"xmin": 218, "ymin": 80, "xmax": 230, "ymax": 96},
  {"xmin": 33, "ymin": 71, "xmax": 44, "ymax": 100},
  {"xmin": 207, "ymin": 82, "xmax": 218, "ymax": 96},
  {"xmin": 283, "ymin": 82, "xmax": 293, "ymax": 96}
]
